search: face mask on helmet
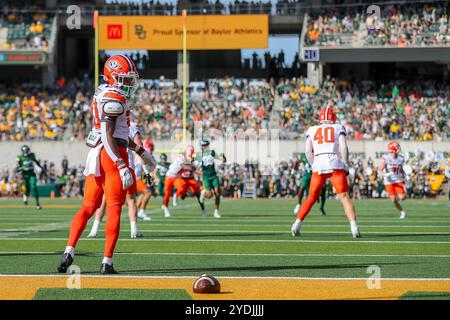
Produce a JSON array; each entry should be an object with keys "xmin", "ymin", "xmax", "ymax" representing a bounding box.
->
[{"xmin": 114, "ymin": 72, "xmax": 139, "ymax": 99}]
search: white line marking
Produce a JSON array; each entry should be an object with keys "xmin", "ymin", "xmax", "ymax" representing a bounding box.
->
[
  {"xmin": 2, "ymin": 251, "xmax": 450, "ymax": 258},
  {"xmin": 77, "ymin": 229, "xmax": 450, "ymax": 235},
  {"xmin": 0, "ymin": 274, "xmax": 449, "ymax": 281},
  {"xmin": 1, "ymin": 238, "xmax": 450, "ymax": 244}
]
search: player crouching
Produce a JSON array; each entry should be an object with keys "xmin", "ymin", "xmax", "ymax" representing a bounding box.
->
[
  {"xmin": 379, "ymin": 141, "xmax": 407, "ymax": 219},
  {"xmin": 291, "ymin": 107, "xmax": 361, "ymax": 238}
]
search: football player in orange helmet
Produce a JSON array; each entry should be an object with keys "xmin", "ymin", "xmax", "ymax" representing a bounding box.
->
[
  {"xmin": 379, "ymin": 141, "xmax": 407, "ymax": 219},
  {"xmin": 57, "ymin": 55, "xmax": 155, "ymax": 274}
]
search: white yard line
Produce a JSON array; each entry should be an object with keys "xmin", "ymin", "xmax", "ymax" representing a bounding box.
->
[
  {"xmin": 2, "ymin": 251, "xmax": 450, "ymax": 258},
  {"xmin": 0, "ymin": 274, "xmax": 449, "ymax": 281},
  {"xmin": 1, "ymin": 237, "xmax": 450, "ymax": 244}
]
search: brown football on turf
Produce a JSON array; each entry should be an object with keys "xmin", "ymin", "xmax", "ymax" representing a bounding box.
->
[{"xmin": 193, "ymin": 274, "xmax": 221, "ymax": 294}]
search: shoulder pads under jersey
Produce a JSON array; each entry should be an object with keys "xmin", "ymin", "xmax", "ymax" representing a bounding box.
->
[{"xmin": 102, "ymin": 101, "xmax": 125, "ymax": 117}]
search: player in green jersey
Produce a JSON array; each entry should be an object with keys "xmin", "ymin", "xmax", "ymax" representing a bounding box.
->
[
  {"xmin": 15, "ymin": 145, "xmax": 45, "ymax": 209},
  {"xmin": 156, "ymin": 153, "xmax": 171, "ymax": 197},
  {"xmin": 198, "ymin": 140, "xmax": 222, "ymax": 218},
  {"xmin": 293, "ymin": 154, "xmax": 327, "ymax": 215}
]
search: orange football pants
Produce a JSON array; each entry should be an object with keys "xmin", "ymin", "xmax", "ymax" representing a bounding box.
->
[
  {"xmin": 296, "ymin": 169, "xmax": 349, "ymax": 221},
  {"xmin": 385, "ymin": 182, "xmax": 406, "ymax": 197},
  {"xmin": 67, "ymin": 147, "xmax": 130, "ymax": 258},
  {"xmin": 174, "ymin": 177, "xmax": 200, "ymax": 197},
  {"xmin": 163, "ymin": 176, "xmax": 176, "ymax": 207}
]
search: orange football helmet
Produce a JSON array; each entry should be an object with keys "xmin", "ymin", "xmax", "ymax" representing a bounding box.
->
[
  {"xmin": 319, "ymin": 107, "xmax": 337, "ymax": 124},
  {"xmin": 103, "ymin": 54, "xmax": 139, "ymax": 98},
  {"xmin": 387, "ymin": 141, "xmax": 400, "ymax": 153}
]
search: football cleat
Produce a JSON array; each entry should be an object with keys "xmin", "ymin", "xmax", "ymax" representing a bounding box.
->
[
  {"xmin": 100, "ymin": 263, "xmax": 119, "ymax": 275},
  {"xmin": 57, "ymin": 253, "xmax": 74, "ymax": 273},
  {"xmin": 352, "ymin": 231, "xmax": 362, "ymax": 238},
  {"xmin": 213, "ymin": 210, "xmax": 221, "ymax": 219},
  {"xmin": 291, "ymin": 220, "xmax": 301, "ymax": 237},
  {"xmin": 320, "ymin": 208, "xmax": 326, "ymax": 215},
  {"xmin": 293, "ymin": 204, "xmax": 300, "ymax": 214},
  {"xmin": 131, "ymin": 232, "xmax": 144, "ymax": 239},
  {"xmin": 36, "ymin": 205, "xmax": 42, "ymax": 210},
  {"xmin": 400, "ymin": 211, "xmax": 406, "ymax": 219},
  {"xmin": 201, "ymin": 210, "xmax": 207, "ymax": 217},
  {"xmin": 87, "ymin": 232, "xmax": 97, "ymax": 238},
  {"xmin": 137, "ymin": 210, "xmax": 151, "ymax": 221},
  {"xmin": 24, "ymin": 201, "xmax": 28, "ymax": 206}
]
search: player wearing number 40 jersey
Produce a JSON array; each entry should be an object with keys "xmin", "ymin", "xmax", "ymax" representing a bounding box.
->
[
  {"xmin": 379, "ymin": 141, "xmax": 407, "ymax": 219},
  {"xmin": 291, "ymin": 107, "xmax": 361, "ymax": 238}
]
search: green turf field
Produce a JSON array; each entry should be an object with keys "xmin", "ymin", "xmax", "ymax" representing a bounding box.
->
[{"xmin": 0, "ymin": 197, "xmax": 449, "ymax": 299}]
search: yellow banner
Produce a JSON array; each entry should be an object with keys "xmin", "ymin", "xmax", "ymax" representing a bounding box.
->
[{"xmin": 98, "ymin": 15, "xmax": 268, "ymax": 50}]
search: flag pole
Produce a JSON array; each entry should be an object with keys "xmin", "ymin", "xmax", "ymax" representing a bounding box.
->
[
  {"xmin": 93, "ymin": 10, "xmax": 99, "ymax": 89},
  {"xmin": 182, "ymin": 9, "xmax": 188, "ymax": 149}
]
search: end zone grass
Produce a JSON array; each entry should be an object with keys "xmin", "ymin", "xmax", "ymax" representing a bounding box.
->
[{"xmin": 0, "ymin": 198, "xmax": 449, "ymax": 300}]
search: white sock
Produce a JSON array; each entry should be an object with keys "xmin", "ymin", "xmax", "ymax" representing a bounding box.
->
[
  {"xmin": 295, "ymin": 218, "xmax": 301, "ymax": 225},
  {"xmin": 91, "ymin": 219, "xmax": 100, "ymax": 234},
  {"xmin": 214, "ymin": 209, "xmax": 219, "ymax": 214},
  {"xmin": 23, "ymin": 194, "xmax": 27, "ymax": 202},
  {"xmin": 350, "ymin": 220, "xmax": 359, "ymax": 230},
  {"xmin": 102, "ymin": 257, "xmax": 113, "ymax": 265},
  {"xmin": 130, "ymin": 220, "xmax": 137, "ymax": 234},
  {"xmin": 64, "ymin": 246, "xmax": 75, "ymax": 257}
]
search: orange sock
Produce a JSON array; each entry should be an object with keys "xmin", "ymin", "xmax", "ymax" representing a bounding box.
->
[
  {"xmin": 67, "ymin": 205, "xmax": 96, "ymax": 247},
  {"xmin": 104, "ymin": 204, "xmax": 121, "ymax": 258},
  {"xmin": 296, "ymin": 196, "xmax": 318, "ymax": 221}
]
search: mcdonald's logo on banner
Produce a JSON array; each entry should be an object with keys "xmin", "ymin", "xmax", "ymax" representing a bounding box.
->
[{"xmin": 107, "ymin": 24, "xmax": 123, "ymax": 39}]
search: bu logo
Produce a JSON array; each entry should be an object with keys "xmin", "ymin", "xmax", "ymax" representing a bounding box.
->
[{"xmin": 107, "ymin": 24, "xmax": 122, "ymax": 39}]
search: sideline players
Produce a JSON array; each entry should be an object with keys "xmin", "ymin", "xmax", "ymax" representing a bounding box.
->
[
  {"xmin": 291, "ymin": 107, "xmax": 361, "ymax": 238},
  {"xmin": 379, "ymin": 141, "xmax": 407, "ymax": 219},
  {"xmin": 16, "ymin": 145, "xmax": 45, "ymax": 209}
]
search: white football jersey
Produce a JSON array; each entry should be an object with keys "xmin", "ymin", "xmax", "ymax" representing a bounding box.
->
[
  {"xmin": 306, "ymin": 123, "xmax": 347, "ymax": 174},
  {"xmin": 90, "ymin": 84, "xmax": 130, "ymax": 141},
  {"xmin": 381, "ymin": 154, "xmax": 405, "ymax": 184},
  {"xmin": 166, "ymin": 155, "xmax": 199, "ymax": 179}
]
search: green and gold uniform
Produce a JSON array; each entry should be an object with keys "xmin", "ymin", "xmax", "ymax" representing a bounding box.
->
[
  {"xmin": 156, "ymin": 161, "xmax": 170, "ymax": 196},
  {"xmin": 16, "ymin": 148, "xmax": 42, "ymax": 207},
  {"xmin": 200, "ymin": 149, "xmax": 220, "ymax": 191}
]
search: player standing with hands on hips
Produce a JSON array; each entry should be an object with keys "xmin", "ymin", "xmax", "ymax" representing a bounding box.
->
[{"xmin": 291, "ymin": 107, "xmax": 361, "ymax": 238}]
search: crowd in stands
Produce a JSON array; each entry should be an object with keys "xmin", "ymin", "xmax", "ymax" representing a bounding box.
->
[
  {"xmin": 1, "ymin": 2, "xmax": 52, "ymax": 50},
  {"xmin": 0, "ymin": 77, "xmax": 91, "ymax": 141},
  {"xmin": 1, "ymin": 74, "xmax": 448, "ymax": 142},
  {"xmin": 277, "ymin": 76, "xmax": 449, "ymax": 141},
  {"xmin": 305, "ymin": 3, "xmax": 449, "ymax": 47}
]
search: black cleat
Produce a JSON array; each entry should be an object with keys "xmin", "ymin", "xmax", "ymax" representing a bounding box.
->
[
  {"xmin": 36, "ymin": 205, "xmax": 42, "ymax": 210},
  {"xmin": 320, "ymin": 208, "xmax": 326, "ymax": 215},
  {"xmin": 24, "ymin": 201, "xmax": 28, "ymax": 206},
  {"xmin": 57, "ymin": 253, "xmax": 74, "ymax": 273},
  {"xmin": 100, "ymin": 263, "xmax": 119, "ymax": 275}
]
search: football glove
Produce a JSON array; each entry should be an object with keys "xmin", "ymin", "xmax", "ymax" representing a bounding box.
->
[{"xmin": 115, "ymin": 159, "xmax": 134, "ymax": 190}]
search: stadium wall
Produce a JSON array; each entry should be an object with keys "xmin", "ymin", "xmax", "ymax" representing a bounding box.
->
[{"xmin": 1, "ymin": 140, "xmax": 448, "ymax": 169}]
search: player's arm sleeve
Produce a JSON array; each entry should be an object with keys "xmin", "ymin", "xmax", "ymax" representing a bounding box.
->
[
  {"xmin": 338, "ymin": 134, "xmax": 349, "ymax": 166},
  {"xmin": 305, "ymin": 136, "xmax": 314, "ymax": 165},
  {"xmin": 100, "ymin": 100, "xmax": 124, "ymax": 164}
]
